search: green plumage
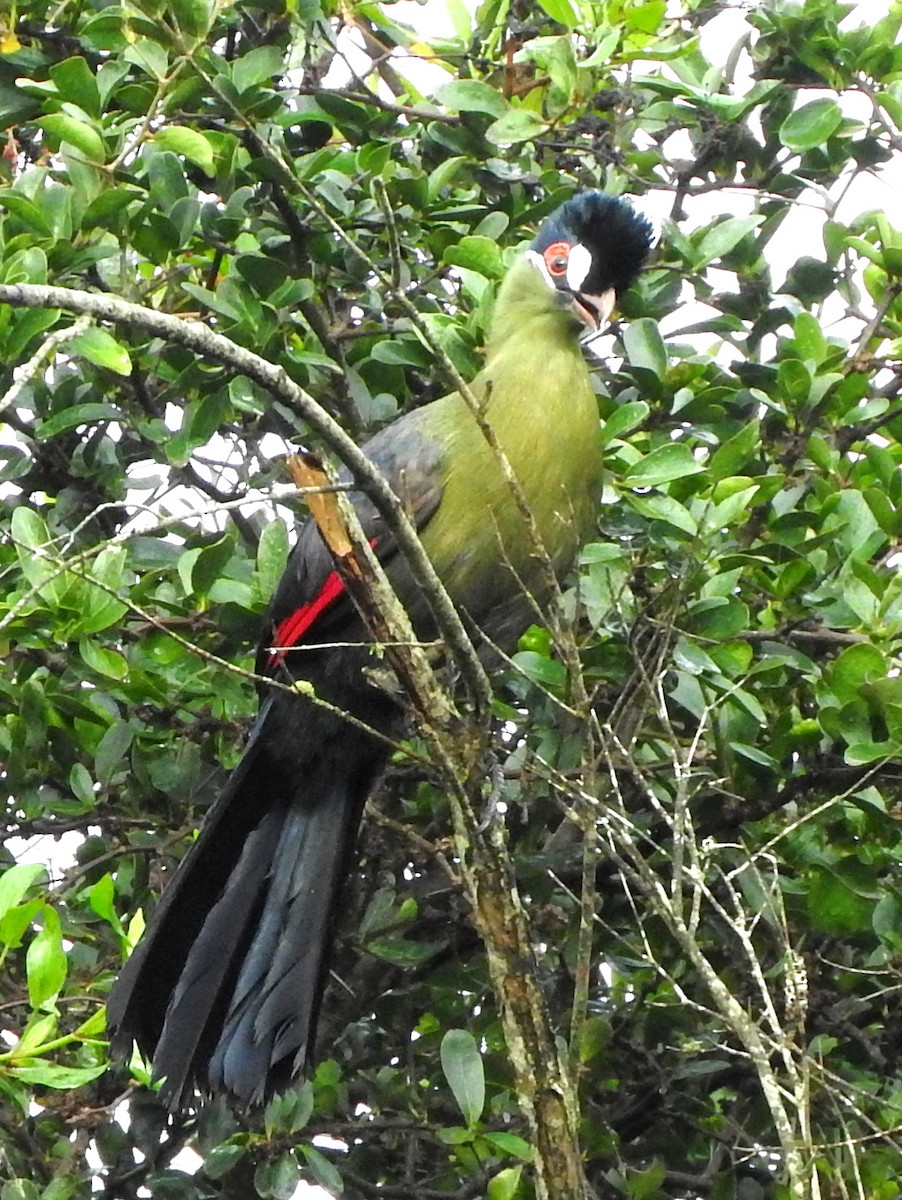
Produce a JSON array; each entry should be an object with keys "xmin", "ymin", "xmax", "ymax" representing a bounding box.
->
[{"xmin": 367, "ymin": 256, "xmax": 602, "ymax": 644}]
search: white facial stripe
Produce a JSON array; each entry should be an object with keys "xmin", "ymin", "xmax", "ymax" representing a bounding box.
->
[
  {"xmin": 566, "ymin": 243, "xmax": 592, "ymax": 292},
  {"xmin": 525, "ymin": 248, "xmax": 554, "ymax": 288}
]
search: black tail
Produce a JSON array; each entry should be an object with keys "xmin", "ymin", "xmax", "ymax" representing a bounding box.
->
[{"xmin": 108, "ymin": 697, "xmax": 387, "ymax": 1108}]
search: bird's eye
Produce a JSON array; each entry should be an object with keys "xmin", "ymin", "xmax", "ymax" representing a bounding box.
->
[{"xmin": 543, "ymin": 241, "xmax": 570, "ymax": 277}]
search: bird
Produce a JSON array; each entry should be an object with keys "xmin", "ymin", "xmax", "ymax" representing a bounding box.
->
[{"xmin": 107, "ymin": 191, "xmax": 655, "ymax": 1108}]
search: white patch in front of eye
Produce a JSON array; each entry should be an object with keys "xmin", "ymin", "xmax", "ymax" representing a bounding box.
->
[
  {"xmin": 566, "ymin": 243, "xmax": 592, "ymax": 292},
  {"xmin": 526, "ymin": 248, "xmax": 554, "ymax": 287}
]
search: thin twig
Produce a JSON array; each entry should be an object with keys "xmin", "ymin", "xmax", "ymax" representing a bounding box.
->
[
  {"xmin": 0, "ymin": 279, "xmax": 492, "ymax": 718},
  {"xmin": 0, "ymin": 314, "xmax": 91, "ymax": 415}
]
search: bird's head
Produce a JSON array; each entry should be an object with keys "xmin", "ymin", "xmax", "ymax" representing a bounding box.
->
[{"xmin": 527, "ymin": 192, "xmax": 655, "ymax": 333}]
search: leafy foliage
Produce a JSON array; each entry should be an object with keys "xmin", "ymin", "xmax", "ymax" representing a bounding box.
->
[{"xmin": 1, "ymin": 0, "xmax": 902, "ymax": 1197}]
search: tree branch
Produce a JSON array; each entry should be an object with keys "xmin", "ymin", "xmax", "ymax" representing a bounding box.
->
[{"xmin": 0, "ymin": 282, "xmax": 491, "ymax": 719}]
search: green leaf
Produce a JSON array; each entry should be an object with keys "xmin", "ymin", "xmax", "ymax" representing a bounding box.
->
[
  {"xmin": 600, "ymin": 400, "xmax": 649, "ymax": 444},
  {"xmin": 96, "ymin": 59, "xmax": 129, "ymax": 109},
  {"xmin": 299, "ymin": 1145, "xmax": 344, "ymax": 1195},
  {"xmin": 518, "ymin": 623, "xmax": 554, "ymax": 653},
  {"xmin": 622, "ymin": 318, "xmax": 667, "ymax": 379},
  {"xmin": 701, "ymin": 485, "xmax": 759, "ymax": 532},
  {"xmin": 205, "ymin": 1143, "xmax": 248, "ymax": 1181},
  {"xmin": 535, "ymin": 0, "xmax": 577, "ymax": 25},
  {"xmin": 779, "ymin": 98, "xmax": 843, "ymax": 152},
  {"xmin": 124, "ymin": 38, "xmax": 169, "ymax": 80},
  {"xmin": 68, "ymin": 328, "xmax": 132, "ymax": 376},
  {"xmin": 9, "ymin": 1063, "xmax": 106, "ymax": 1088},
  {"xmin": 482, "ymin": 1131, "xmax": 532, "ymax": 1160},
  {"xmin": 10, "ymin": 506, "xmax": 65, "ymax": 602},
  {"xmin": 434, "ymin": 80, "xmax": 508, "ymax": 117},
  {"xmin": 511, "ymin": 650, "xmax": 567, "ymax": 690},
  {"xmin": 873, "ymin": 895, "xmax": 902, "ymax": 943},
  {"xmin": 13, "ymin": 504, "xmax": 52, "ymax": 555},
  {"xmin": 577, "ymin": 1014, "xmax": 613, "ymax": 1063},
  {"xmin": 72, "ymin": 591, "xmax": 128, "ymax": 637},
  {"xmin": 13, "ymin": 1011, "xmax": 58, "ymax": 1059},
  {"xmin": 581, "ymin": 29, "xmax": 621, "ymax": 67},
  {"xmin": 778, "ymin": 358, "xmax": 811, "ymax": 404},
  {"xmin": 845, "ymin": 234, "xmax": 884, "ymax": 269},
  {"xmin": 79, "ymin": 637, "xmax": 128, "ymax": 680},
  {"xmin": 626, "ymin": 1159, "xmax": 667, "ymax": 1200},
  {"xmin": 673, "ymin": 637, "xmax": 718, "ymax": 675},
  {"xmin": 256, "ymin": 519, "xmax": 290, "ymax": 603},
  {"xmin": 49, "ymin": 57, "xmax": 101, "ymax": 118},
  {"xmin": 828, "ymin": 644, "xmax": 887, "ymax": 705},
  {"xmin": 70, "ymin": 546, "xmax": 128, "ymax": 636},
  {"xmin": 708, "ymin": 423, "xmax": 759, "ymax": 480},
  {"xmin": 255, "ymin": 1151, "xmax": 300, "ymax": 1200},
  {"xmin": 485, "ymin": 109, "xmax": 548, "ymax": 144},
  {"xmin": 625, "ymin": 0, "xmax": 665, "ymax": 33},
  {"xmin": 437, "ymin": 1125, "xmax": 472, "ymax": 1145},
  {"xmin": 627, "ymin": 492, "xmax": 698, "ymax": 535},
  {"xmin": 153, "ymin": 126, "xmax": 215, "ymax": 176},
  {"xmin": 169, "ymin": 0, "xmax": 213, "ymax": 37},
  {"xmin": 487, "ymin": 1166, "xmax": 523, "ymax": 1200},
  {"xmin": 0, "ymin": 899, "xmax": 43, "ymax": 952},
  {"xmin": 689, "ymin": 597, "xmax": 748, "ymax": 640},
  {"xmin": 69, "ymin": 760, "xmax": 94, "ymax": 808},
  {"xmin": 146, "ymin": 148, "xmax": 189, "ymax": 206},
  {"xmin": 807, "ymin": 867, "xmax": 875, "ymax": 935},
  {"xmin": 844, "ymin": 740, "xmax": 900, "ymax": 765},
  {"xmin": 0, "ymin": 865, "xmax": 44, "ymax": 926},
  {"xmin": 370, "ymin": 340, "xmax": 431, "ymax": 367},
  {"xmin": 81, "ymin": 186, "xmax": 141, "ymax": 230},
  {"xmin": 444, "ymin": 235, "xmax": 505, "ymax": 279},
  {"xmin": 441, "ymin": 1028, "xmax": 485, "ymax": 1127},
  {"xmin": 75, "ymin": 1007, "xmax": 106, "ymax": 1040},
  {"xmin": 3, "ymin": 245, "xmax": 49, "ymax": 288},
  {"xmin": 232, "ymin": 45, "xmax": 285, "ymax": 93},
  {"xmin": 264, "ymin": 1083, "xmax": 314, "ymax": 1136},
  {"xmin": 428, "ymin": 155, "xmax": 468, "ymax": 199},
  {"xmin": 366, "ymin": 936, "xmax": 446, "ymax": 966},
  {"xmin": 26, "ymin": 907, "xmax": 67, "ymax": 1008},
  {"xmin": 178, "ymin": 534, "xmax": 233, "ymax": 598},
  {"xmin": 88, "ymin": 874, "xmax": 121, "ymax": 932},
  {"xmin": 359, "ymin": 885, "xmax": 396, "ymax": 938},
  {"xmin": 794, "ymin": 311, "xmax": 828, "ymax": 363},
  {"xmin": 0, "ymin": 191, "xmax": 53, "ymax": 236},
  {"xmin": 40, "ymin": 114, "xmax": 105, "ymax": 161},
  {"xmin": 693, "ymin": 215, "xmax": 763, "ymax": 266},
  {"xmin": 94, "ymin": 721, "xmax": 133, "ymax": 786},
  {"xmin": 37, "ymin": 401, "xmax": 125, "ymax": 439},
  {"xmin": 445, "ymin": 0, "xmax": 472, "ymax": 42},
  {"xmin": 207, "ymin": 578, "xmax": 254, "ymax": 608},
  {"xmin": 177, "ymin": 547, "xmax": 200, "ymax": 597},
  {"xmin": 624, "ymin": 442, "xmax": 703, "ymax": 486}
]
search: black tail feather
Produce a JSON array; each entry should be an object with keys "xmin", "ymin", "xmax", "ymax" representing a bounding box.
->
[
  {"xmin": 208, "ymin": 787, "xmax": 360, "ymax": 1103},
  {"xmin": 152, "ymin": 806, "xmax": 285, "ymax": 1106},
  {"xmin": 108, "ymin": 695, "xmax": 386, "ymax": 1107}
]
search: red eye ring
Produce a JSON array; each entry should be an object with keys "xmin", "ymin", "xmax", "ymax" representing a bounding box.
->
[{"xmin": 543, "ymin": 240, "xmax": 570, "ymax": 277}]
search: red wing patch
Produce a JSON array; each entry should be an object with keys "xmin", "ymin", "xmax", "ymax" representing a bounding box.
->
[{"xmin": 268, "ymin": 538, "xmax": 379, "ymax": 668}]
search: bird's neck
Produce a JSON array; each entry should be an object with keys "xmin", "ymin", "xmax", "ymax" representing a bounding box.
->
[
  {"xmin": 478, "ymin": 255, "xmax": 595, "ymax": 443},
  {"xmin": 484, "ymin": 256, "xmax": 583, "ymax": 365},
  {"xmin": 470, "ymin": 253, "xmax": 599, "ymax": 532}
]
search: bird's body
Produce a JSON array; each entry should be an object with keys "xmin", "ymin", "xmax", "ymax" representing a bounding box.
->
[
  {"xmin": 345, "ymin": 257, "xmax": 604, "ymax": 642},
  {"xmin": 108, "ymin": 193, "xmax": 654, "ymax": 1107}
]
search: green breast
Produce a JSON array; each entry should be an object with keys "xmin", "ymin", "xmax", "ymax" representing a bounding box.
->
[{"xmin": 416, "ymin": 261, "xmax": 601, "ymax": 641}]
